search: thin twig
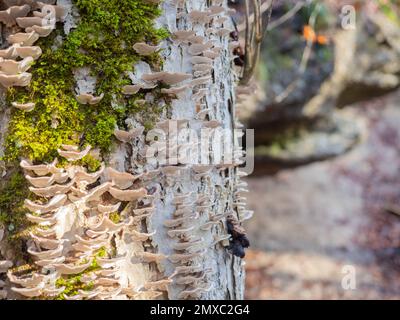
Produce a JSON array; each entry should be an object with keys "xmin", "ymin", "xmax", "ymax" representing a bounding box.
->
[
  {"xmin": 267, "ymin": 1, "xmax": 306, "ymax": 31},
  {"xmin": 237, "ymin": 0, "xmax": 273, "ymax": 32},
  {"xmin": 274, "ymin": 3, "xmax": 321, "ymax": 104},
  {"xmin": 240, "ymin": 0, "xmax": 275, "ymax": 85},
  {"xmin": 237, "ymin": 0, "xmax": 305, "ymax": 33},
  {"xmin": 263, "ymin": 0, "xmax": 275, "ymax": 37}
]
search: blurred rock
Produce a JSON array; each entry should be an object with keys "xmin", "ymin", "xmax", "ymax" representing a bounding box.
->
[
  {"xmin": 241, "ymin": 2, "xmax": 400, "ymax": 169},
  {"xmin": 254, "ymin": 110, "xmax": 362, "ymax": 165},
  {"xmin": 245, "ymin": 90, "xmax": 400, "ymax": 299}
]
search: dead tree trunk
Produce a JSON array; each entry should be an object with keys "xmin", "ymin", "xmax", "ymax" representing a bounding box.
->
[{"xmin": 0, "ymin": 0, "xmax": 248, "ymax": 300}]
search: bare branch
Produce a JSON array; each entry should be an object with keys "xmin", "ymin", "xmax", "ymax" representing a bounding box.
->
[
  {"xmin": 274, "ymin": 3, "xmax": 321, "ymax": 104},
  {"xmin": 267, "ymin": 1, "xmax": 305, "ymax": 31},
  {"xmin": 239, "ymin": 0, "xmax": 275, "ymax": 85}
]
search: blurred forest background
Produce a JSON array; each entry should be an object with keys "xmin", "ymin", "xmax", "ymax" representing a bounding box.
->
[{"xmin": 232, "ymin": 0, "xmax": 400, "ymax": 299}]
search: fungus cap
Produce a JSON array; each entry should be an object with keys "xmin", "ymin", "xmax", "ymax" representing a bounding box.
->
[
  {"xmin": 0, "ymin": 4, "xmax": 31, "ymax": 27},
  {"xmin": 8, "ymin": 31, "xmax": 39, "ymax": 46},
  {"xmin": 12, "ymin": 101, "xmax": 35, "ymax": 111},
  {"xmin": 133, "ymin": 42, "xmax": 159, "ymax": 55},
  {"xmin": 58, "ymin": 145, "xmax": 91, "ymax": 161},
  {"xmin": 142, "ymin": 72, "xmax": 191, "ymax": 85},
  {"xmin": 24, "ymin": 194, "xmax": 67, "ymax": 214},
  {"xmin": 0, "ymin": 72, "xmax": 32, "ymax": 87},
  {"xmin": 26, "ymin": 25, "xmax": 54, "ymax": 37},
  {"xmin": 114, "ymin": 127, "xmax": 144, "ymax": 143},
  {"xmin": 0, "ymin": 56, "xmax": 34, "ymax": 74},
  {"xmin": 109, "ymin": 187, "xmax": 147, "ymax": 201},
  {"xmin": 76, "ymin": 93, "xmax": 104, "ymax": 105}
]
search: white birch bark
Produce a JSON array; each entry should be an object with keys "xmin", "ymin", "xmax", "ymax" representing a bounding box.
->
[{"xmin": 110, "ymin": 0, "xmax": 246, "ymax": 300}]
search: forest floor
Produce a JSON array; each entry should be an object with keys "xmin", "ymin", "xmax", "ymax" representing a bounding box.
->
[{"xmin": 244, "ymin": 89, "xmax": 400, "ymax": 299}]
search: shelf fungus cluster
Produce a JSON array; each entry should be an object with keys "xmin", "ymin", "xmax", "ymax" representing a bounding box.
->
[
  {"xmin": 164, "ymin": 189, "xmax": 222, "ymax": 300},
  {"xmin": 119, "ymin": 0, "xmax": 250, "ymax": 299},
  {"xmin": 110, "ymin": 0, "xmax": 250, "ymax": 299},
  {"xmin": 8, "ymin": 144, "xmax": 169, "ymax": 300},
  {"xmin": 0, "ymin": 0, "xmax": 67, "ymax": 112}
]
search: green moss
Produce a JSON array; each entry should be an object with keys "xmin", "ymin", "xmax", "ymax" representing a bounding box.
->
[
  {"xmin": 0, "ymin": 169, "xmax": 33, "ymax": 261},
  {"xmin": 96, "ymin": 246, "xmax": 107, "ymax": 258},
  {"xmin": 0, "ymin": 170, "xmax": 31, "ymax": 231},
  {"xmin": 55, "ymin": 247, "xmax": 108, "ymax": 299},
  {"xmin": 0, "ymin": 170, "xmax": 28, "ymax": 227},
  {"xmin": 3, "ymin": 0, "xmax": 166, "ymax": 163},
  {"xmin": 73, "ymin": 154, "xmax": 102, "ymax": 173},
  {"xmin": 109, "ymin": 212, "xmax": 121, "ymax": 224},
  {"xmin": 55, "ymin": 275, "xmax": 94, "ymax": 300},
  {"xmin": 85, "ymin": 117, "xmax": 117, "ymax": 152},
  {"xmin": 0, "ymin": 0, "xmax": 166, "ymax": 284}
]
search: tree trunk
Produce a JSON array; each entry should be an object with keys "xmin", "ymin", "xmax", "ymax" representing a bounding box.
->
[{"xmin": 0, "ymin": 0, "xmax": 247, "ymax": 300}]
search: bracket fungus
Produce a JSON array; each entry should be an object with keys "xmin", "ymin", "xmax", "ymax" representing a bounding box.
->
[
  {"xmin": 161, "ymin": 85, "xmax": 189, "ymax": 96},
  {"xmin": 0, "ymin": 5, "xmax": 31, "ymax": 27},
  {"xmin": 193, "ymin": 63, "xmax": 213, "ymax": 73},
  {"xmin": 133, "ymin": 252, "xmax": 167, "ymax": 264},
  {"xmin": 130, "ymin": 230, "xmax": 156, "ymax": 242},
  {"xmin": 76, "ymin": 93, "xmax": 104, "ymax": 105},
  {"xmin": 25, "ymin": 174, "xmax": 56, "ymax": 188},
  {"xmin": 167, "ymin": 226, "xmax": 195, "ymax": 238},
  {"xmin": 202, "ymin": 120, "xmax": 221, "ymax": 129},
  {"xmin": 142, "ymin": 71, "xmax": 192, "ymax": 86},
  {"xmin": 191, "ymin": 56, "xmax": 214, "ymax": 65},
  {"xmin": 98, "ymin": 203, "xmax": 122, "ymax": 214},
  {"xmin": 36, "ymin": 2, "xmax": 68, "ymax": 21},
  {"xmin": 26, "ymin": 25, "xmax": 54, "ymax": 37},
  {"xmin": 203, "ymin": 50, "xmax": 220, "ymax": 59},
  {"xmin": 0, "ymin": 72, "xmax": 32, "ymax": 87},
  {"xmin": 106, "ymin": 167, "xmax": 143, "ymax": 190},
  {"xmin": 170, "ymin": 265, "xmax": 203, "ymax": 277},
  {"xmin": 188, "ymin": 42, "xmax": 214, "ymax": 56},
  {"xmin": 7, "ymin": 31, "xmax": 39, "ymax": 46},
  {"xmin": 190, "ymin": 75, "xmax": 212, "ymax": 87},
  {"xmin": 0, "ymin": 44, "xmax": 42, "ymax": 60},
  {"xmin": 155, "ymin": 119, "xmax": 189, "ymax": 132},
  {"xmin": 24, "ymin": 194, "xmax": 68, "ymax": 214},
  {"xmin": 175, "ymin": 273, "xmax": 206, "ymax": 286},
  {"xmin": 52, "ymin": 259, "xmax": 93, "ymax": 275},
  {"xmin": 172, "ymin": 237, "xmax": 204, "ymax": 251},
  {"xmin": 133, "ymin": 42, "xmax": 160, "ymax": 56},
  {"xmin": 178, "ymin": 284, "xmax": 213, "ymax": 299},
  {"xmin": 188, "ymin": 10, "xmax": 211, "ymax": 24},
  {"xmin": 16, "ymin": 16, "xmax": 45, "ymax": 28},
  {"xmin": 143, "ymin": 279, "xmax": 172, "ymax": 291},
  {"xmin": 58, "ymin": 145, "xmax": 91, "ymax": 162},
  {"xmin": 121, "ymin": 84, "xmax": 142, "ymax": 95},
  {"xmin": 172, "ymin": 30, "xmax": 196, "ymax": 43},
  {"xmin": 114, "ymin": 127, "xmax": 144, "ymax": 143},
  {"xmin": 12, "ymin": 101, "xmax": 35, "ymax": 111},
  {"xmin": 164, "ymin": 215, "xmax": 197, "ymax": 228},
  {"xmin": 109, "ymin": 187, "xmax": 147, "ymax": 202}
]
